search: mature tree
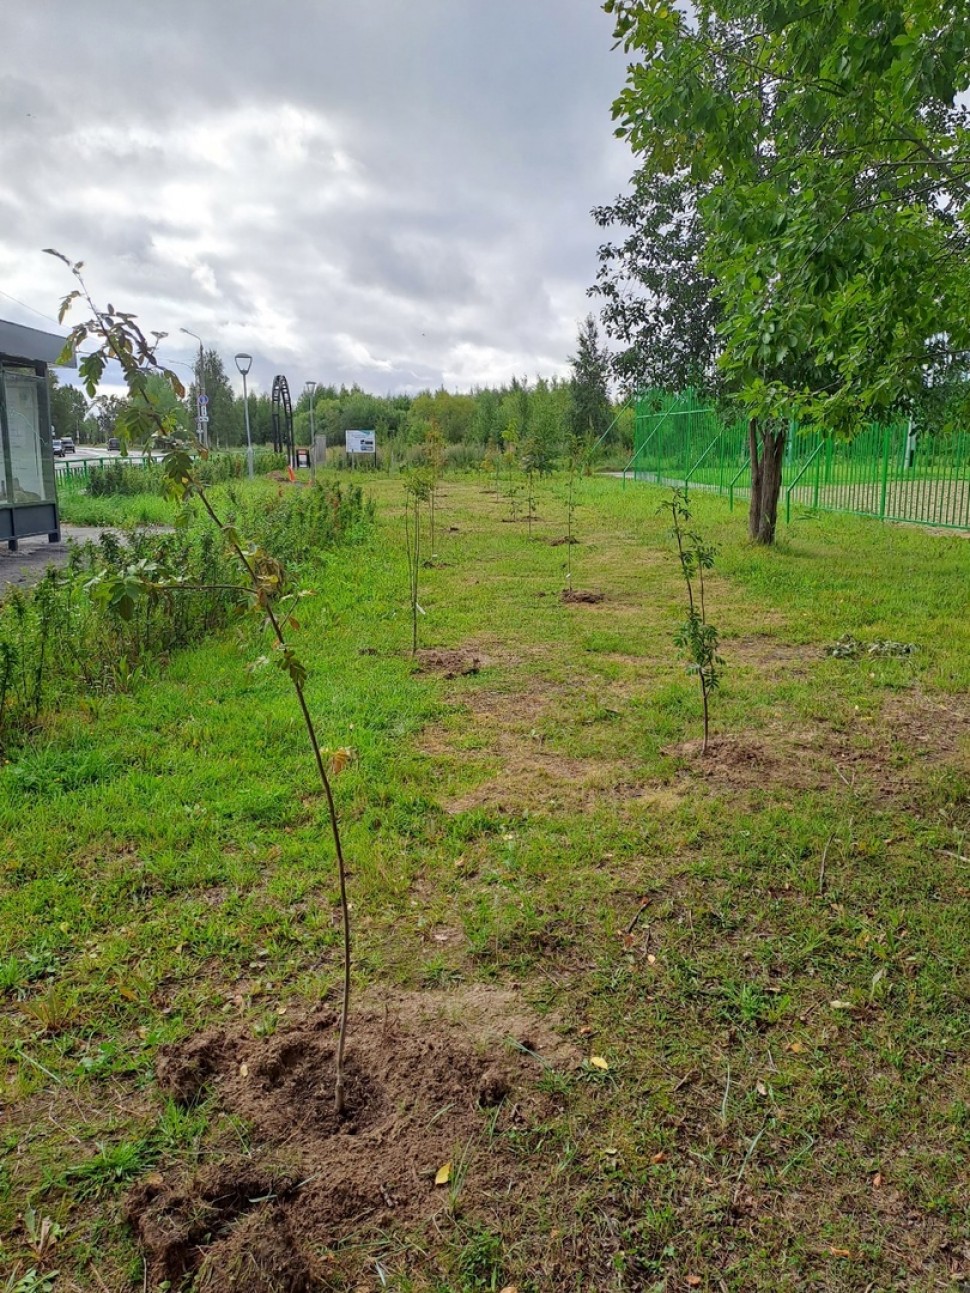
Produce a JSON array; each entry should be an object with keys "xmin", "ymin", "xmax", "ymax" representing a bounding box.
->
[
  {"xmin": 95, "ymin": 393, "xmax": 130, "ymax": 439},
  {"xmin": 567, "ymin": 315, "xmax": 612, "ymax": 447},
  {"xmin": 607, "ymin": 0, "xmax": 970, "ymax": 543},
  {"xmin": 590, "ymin": 170, "xmax": 722, "ymax": 395},
  {"xmin": 47, "ymin": 372, "xmax": 90, "ymax": 442},
  {"xmin": 187, "ymin": 349, "xmax": 235, "ymax": 448}
]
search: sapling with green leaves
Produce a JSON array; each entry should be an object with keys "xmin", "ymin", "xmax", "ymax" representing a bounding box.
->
[
  {"xmin": 664, "ymin": 489, "xmax": 723, "ymax": 754},
  {"xmin": 47, "ymin": 250, "xmax": 355, "ymax": 1117}
]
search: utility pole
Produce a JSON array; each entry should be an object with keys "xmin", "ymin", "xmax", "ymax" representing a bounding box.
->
[{"xmin": 180, "ymin": 327, "xmax": 208, "ymax": 448}]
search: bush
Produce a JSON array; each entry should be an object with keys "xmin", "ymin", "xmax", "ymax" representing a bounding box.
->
[
  {"xmin": 0, "ymin": 478, "xmax": 373, "ymax": 753},
  {"xmin": 85, "ymin": 450, "xmax": 286, "ymax": 497}
]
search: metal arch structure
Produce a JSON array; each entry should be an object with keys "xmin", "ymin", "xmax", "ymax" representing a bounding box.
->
[{"xmin": 271, "ymin": 374, "xmax": 295, "ymax": 467}]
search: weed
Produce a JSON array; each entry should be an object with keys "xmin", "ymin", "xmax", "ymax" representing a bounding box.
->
[{"xmin": 48, "ymin": 1139, "xmax": 154, "ymax": 1200}]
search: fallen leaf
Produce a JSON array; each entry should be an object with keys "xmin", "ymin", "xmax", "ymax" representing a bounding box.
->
[
  {"xmin": 686, "ymin": 1276, "xmax": 702, "ymax": 1287},
  {"xmin": 829, "ymin": 1247, "xmax": 852, "ymax": 1258},
  {"xmin": 579, "ymin": 1026, "xmax": 593, "ymax": 1037},
  {"xmin": 756, "ymin": 1081, "xmax": 768, "ymax": 1096},
  {"xmin": 872, "ymin": 1172, "xmax": 883, "ymax": 1188},
  {"xmin": 434, "ymin": 1162, "xmax": 451, "ymax": 1186},
  {"xmin": 651, "ymin": 1151, "xmax": 667, "ymax": 1164},
  {"xmin": 589, "ymin": 1056, "xmax": 610, "ymax": 1071},
  {"xmin": 239, "ymin": 1062, "xmax": 249, "ymax": 1077},
  {"xmin": 330, "ymin": 747, "xmax": 354, "ymax": 775},
  {"xmin": 787, "ymin": 1041, "xmax": 807, "ymax": 1054},
  {"xmin": 647, "ymin": 954, "xmax": 657, "ymax": 965},
  {"xmin": 499, "ymin": 1286, "xmax": 519, "ymax": 1293},
  {"xmin": 830, "ymin": 1000, "xmax": 854, "ymax": 1010}
]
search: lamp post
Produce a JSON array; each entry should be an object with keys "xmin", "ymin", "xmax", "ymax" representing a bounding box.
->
[
  {"xmin": 180, "ymin": 328, "xmax": 208, "ymax": 448},
  {"xmin": 304, "ymin": 379, "xmax": 317, "ymax": 480},
  {"xmin": 235, "ymin": 353, "xmax": 254, "ymax": 479}
]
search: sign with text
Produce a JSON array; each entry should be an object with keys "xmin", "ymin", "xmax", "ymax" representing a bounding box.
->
[{"xmin": 345, "ymin": 428, "xmax": 376, "ymax": 454}]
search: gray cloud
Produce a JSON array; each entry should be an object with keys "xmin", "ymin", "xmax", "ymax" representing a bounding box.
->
[{"xmin": 0, "ymin": 2, "xmax": 632, "ymax": 397}]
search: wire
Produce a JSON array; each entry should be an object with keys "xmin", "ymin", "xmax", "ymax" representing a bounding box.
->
[{"xmin": 0, "ymin": 286, "xmax": 63, "ymax": 327}]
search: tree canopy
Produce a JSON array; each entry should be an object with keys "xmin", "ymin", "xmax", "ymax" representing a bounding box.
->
[{"xmin": 606, "ymin": 0, "xmax": 970, "ymax": 428}]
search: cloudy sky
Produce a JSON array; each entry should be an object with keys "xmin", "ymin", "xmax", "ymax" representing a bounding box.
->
[{"xmin": 0, "ymin": 3, "xmax": 633, "ymax": 400}]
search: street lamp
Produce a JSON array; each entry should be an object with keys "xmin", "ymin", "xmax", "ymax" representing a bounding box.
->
[
  {"xmin": 304, "ymin": 379, "xmax": 317, "ymax": 479},
  {"xmin": 180, "ymin": 327, "xmax": 208, "ymax": 448},
  {"xmin": 235, "ymin": 353, "xmax": 254, "ymax": 479}
]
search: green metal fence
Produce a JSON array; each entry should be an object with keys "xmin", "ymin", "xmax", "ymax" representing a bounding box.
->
[
  {"xmin": 624, "ymin": 390, "xmax": 970, "ymax": 532},
  {"xmin": 53, "ymin": 456, "xmax": 141, "ymax": 496}
]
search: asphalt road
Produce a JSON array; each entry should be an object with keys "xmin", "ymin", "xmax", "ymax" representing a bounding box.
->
[{"xmin": 0, "ymin": 526, "xmax": 116, "ymax": 592}]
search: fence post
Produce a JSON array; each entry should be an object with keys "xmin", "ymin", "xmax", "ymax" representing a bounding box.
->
[{"xmin": 879, "ymin": 423, "xmax": 891, "ymax": 519}]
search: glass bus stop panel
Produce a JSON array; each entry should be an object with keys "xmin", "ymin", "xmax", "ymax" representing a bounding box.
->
[{"xmin": 4, "ymin": 370, "xmax": 51, "ymax": 504}]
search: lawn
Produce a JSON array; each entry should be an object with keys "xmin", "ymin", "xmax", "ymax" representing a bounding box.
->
[{"xmin": 1, "ymin": 472, "xmax": 968, "ymax": 1291}]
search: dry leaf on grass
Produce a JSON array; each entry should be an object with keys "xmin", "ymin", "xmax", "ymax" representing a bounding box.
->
[{"xmin": 589, "ymin": 1056, "xmax": 610, "ymax": 1071}]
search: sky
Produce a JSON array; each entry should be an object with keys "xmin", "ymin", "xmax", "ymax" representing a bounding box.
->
[{"xmin": 0, "ymin": 2, "xmax": 633, "ymax": 401}]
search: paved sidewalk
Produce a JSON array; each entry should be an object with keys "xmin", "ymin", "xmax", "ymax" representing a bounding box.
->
[{"xmin": 0, "ymin": 526, "xmax": 117, "ymax": 592}]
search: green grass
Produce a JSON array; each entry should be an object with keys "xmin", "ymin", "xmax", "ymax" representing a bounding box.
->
[
  {"xmin": 57, "ymin": 491, "xmax": 175, "ymax": 528},
  {"xmin": 1, "ymin": 471, "xmax": 968, "ymax": 1289}
]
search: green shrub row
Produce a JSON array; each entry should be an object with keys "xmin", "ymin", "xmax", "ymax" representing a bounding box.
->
[
  {"xmin": 85, "ymin": 449, "xmax": 287, "ymax": 497},
  {"xmin": 0, "ymin": 479, "xmax": 373, "ymax": 753}
]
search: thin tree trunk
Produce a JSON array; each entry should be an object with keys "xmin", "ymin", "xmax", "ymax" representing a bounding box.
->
[{"xmin": 748, "ymin": 418, "xmax": 786, "ymax": 545}]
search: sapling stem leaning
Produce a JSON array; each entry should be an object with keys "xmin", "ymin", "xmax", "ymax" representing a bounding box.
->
[{"xmin": 49, "ymin": 251, "xmax": 354, "ymax": 1115}]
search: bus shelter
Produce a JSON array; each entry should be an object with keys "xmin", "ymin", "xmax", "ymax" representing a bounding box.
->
[{"xmin": 0, "ymin": 319, "xmax": 73, "ymax": 550}]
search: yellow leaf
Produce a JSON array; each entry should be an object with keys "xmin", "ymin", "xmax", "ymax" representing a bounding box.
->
[
  {"xmin": 830, "ymin": 1000, "xmax": 854, "ymax": 1010},
  {"xmin": 499, "ymin": 1287, "xmax": 519, "ymax": 1293},
  {"xmin": 787, "ymin": 1041, "xmax": 806, "ymax": 1054},
  {"xmin": 239, "ymin": 1062, "xmax": 249, "ymax": 1077},
  {"xmin": 686, "ymin": 1277, "xmax": 702, "ymax": 1287},
  {"xmin": 829, "ymin": 1247, "xmax": 852, "ymax": 1258},
  {"xmin": 434, "ymin": 1162, "xmax": 452, "ymax": 1186},
  {"xmin": 589, "ymin": 1056, "xmax": 610, "ymax": 1071}
]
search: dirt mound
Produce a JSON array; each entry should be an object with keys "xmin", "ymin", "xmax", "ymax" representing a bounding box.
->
[
  {"xmin": 560, "ymin": 588, "xmax": 604, "ymax": 604},
  {"xmin": 414, "ymin": 648, "xmax": 485, "ymax": 678},
  {"xmin": 130, "ymin": 990, "xmax": 576, "ymax": 1290}
]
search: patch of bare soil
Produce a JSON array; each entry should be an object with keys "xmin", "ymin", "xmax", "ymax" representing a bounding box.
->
[
  {"xmin": 130, "ymin": 989, "xmax": 576, "ymax": 1292},
  {"xmin": 561, "ymin": 588, "xmax": 604, "ymax": 604},
  {"xmin": 727, "ymin": 634, "xmax": 817, "ymax": 676},
  {"xmin": 421, "ymin": 682, "xmax": 640, "ymax": 815},
  {"xmin": 413, "ymin": 648, "xmax": 486, "ymax": 678},
  {"xmin": 550, "ymin": 535, "xmax": 579, "ymax": 546},
  {"xmin": 668, "ymin": 688, "xmax": 970, "ymax": 798}
]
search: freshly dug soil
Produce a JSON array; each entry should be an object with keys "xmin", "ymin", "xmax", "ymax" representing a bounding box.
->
[
  {"xmin": 550, "ymin": 535, "xmax": 579, "ymax": 546},
  {"xmin": 560, "ymin": 588, "xmax": 604, "ymax": 604},
  {"xmin": 129, "ymin": 990, "xmax": 576, "ymax": 1291},
  {"xmin": 413, "ymin": 648, "xmax": 484, "ymax": 678}
]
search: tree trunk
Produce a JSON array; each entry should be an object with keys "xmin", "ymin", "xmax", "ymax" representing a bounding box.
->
[{"xmin": 748, "ymin": 418, "xmax": 786, "ymax": 545}]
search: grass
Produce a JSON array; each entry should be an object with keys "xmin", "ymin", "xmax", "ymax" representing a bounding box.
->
[
  {"xmin": 56, "ymin": 491, "xmax": 175, "ymax": 528},
  {"xmin": 1, "ymin": 470, "xmax": 968, "ymax": 1289}
]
